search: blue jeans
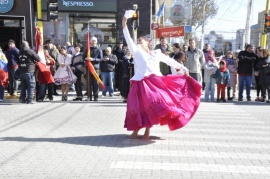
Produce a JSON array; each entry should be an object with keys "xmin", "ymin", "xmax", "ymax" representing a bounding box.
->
[
  {"xmin": 101, "ymin": 72, "xmax": 114, "ymax": 96},
  {"xmin": 204, "ymin": 79, "xmax": 215, "ymax": 101},
  {"xmin": 8, "ymin": 67, "xmax": 19, "ymax": 95},
  {"xmin": 238, "ymin": 75, "xmax": 252, "ymax": 99},
  {"xmin": 20, "ymin": 73, "xmax": 35, "ymax": 103},
  {"xmin": 0, "ymin": 85, "xmax": 4, "ymax": 100}
]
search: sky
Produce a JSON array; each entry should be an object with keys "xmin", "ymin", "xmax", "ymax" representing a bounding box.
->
[{"xmin": 197, "ymin": 0, "xmax": 266, "ymax": 39}]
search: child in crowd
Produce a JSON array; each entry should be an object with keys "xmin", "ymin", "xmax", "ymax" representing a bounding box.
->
[
  {"xmin": 0, "ymin": 48, "xmax": 8, "ymax": 102},
  {"xmin": 211, "ymin": 60, "xmax": 230, "ymax": 102},
  {"xmin": 223, "ymin": 51, "xmax": 238, "ymax": 100},
  {"xmin": 203, "ymin": 49, "xmax": 218, "ymax": 102}
]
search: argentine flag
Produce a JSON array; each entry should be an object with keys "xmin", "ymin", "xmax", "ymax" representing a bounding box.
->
[{"xmin": 156, "ymin": 2, "xmax": 165, "ymax": 21}]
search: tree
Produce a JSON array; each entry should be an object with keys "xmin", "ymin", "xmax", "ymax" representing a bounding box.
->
[
  {"xmin": 182, "ymin": 0, "xmax": 218, "ymax": 44},
  {"xmin": 188, "ymin": 0, "xmax": 218, "ymax": 30}
]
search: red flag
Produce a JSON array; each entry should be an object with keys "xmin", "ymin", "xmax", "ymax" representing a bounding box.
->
[
  {"xmin": 36, "ymin": 62, "xmax": 55, "ymax": 83},
  {"xmin": 35, "ymin": 26, "xmax": 42, "ymax": 53},
  {"xmin": 35, "ymin": 26, "xmax": 55, "ymax": 84},
  {"xmin": 86, "ymin": 31, "xmax": 105, "ymax": 89}
]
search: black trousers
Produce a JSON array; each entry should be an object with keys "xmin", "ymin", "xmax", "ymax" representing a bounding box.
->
[
  {"xmin": 261, "ymin": 84, "xmax": 270, "ymax": 100},
  {"xmin": 74, "ymin": 71, "xmax": 83, "ymax": 97},
  {"xmin": 255, "ymin": 75, "xmax": 262, "ymax": 97},
  {"xmin": 86, "ymin": 69, "xmax": 99, "ymax": 99},
  {"xmin": 121, "ymin": 75, "xmax": 130, "ymax": 99}
]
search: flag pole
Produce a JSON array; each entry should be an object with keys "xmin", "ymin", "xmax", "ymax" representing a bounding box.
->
[{"xmin": 86, "ymin": 22, "xmax": 92, "ymax": 101}]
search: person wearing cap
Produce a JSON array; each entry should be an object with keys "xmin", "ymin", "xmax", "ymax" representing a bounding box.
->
[
  {"xmin": 113, "ymin": 41, "xmax": 125, "ymax": 92},
  {"xmin": 18, "ymin": 41, "xmax": 41, "ymax": 104},
  {"xmin": 84, "ymin": 36, "xmax": 103, "ymax": 101},
  {"xmin": 237, "ymin": 44, "xmax": 258, "ymax": 101},
  {"xmin": 5, "ymin": 39, "xmax": 20, "ymax": 96}
]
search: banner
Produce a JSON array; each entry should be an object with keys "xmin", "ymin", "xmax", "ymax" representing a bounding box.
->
[{"xmin": 156, "ymin": 26, "xmax": 184, "ymax": 38}]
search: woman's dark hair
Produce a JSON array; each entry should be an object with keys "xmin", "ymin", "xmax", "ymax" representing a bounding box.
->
[
  {"xmin": 159, "ymin": 36, "xmax": 167, "ymax": 41},
  {"xmin": 174, "ymin": 51, "xmax": 186, "ymax": 63},
  {"xmin": 256, "ymin": 46, "xmax": 262, "ymax": 51},
  {"xmin": 173, "ymin": 43, "xmax": 180, "ymax": 49},
  {"xmin": 75, "ymin": 43, "xmax": 82, "ymax": 48}
]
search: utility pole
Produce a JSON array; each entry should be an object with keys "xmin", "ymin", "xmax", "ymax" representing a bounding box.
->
[
  {"xmin": 244, "ymin": 0, "xmax": 252, "ymax": 46},
  {"xmin": 261, "ymin": 0, "xmax": 269, "ymax": 48},
  {"xmin": 201, "ymin": 0, "xmax": 214, "ymax": 50}
]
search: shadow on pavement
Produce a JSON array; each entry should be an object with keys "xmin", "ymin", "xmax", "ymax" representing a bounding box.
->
[{"xmin": 0, "ymin": 134, "xmax": 162, "ymax": 147}]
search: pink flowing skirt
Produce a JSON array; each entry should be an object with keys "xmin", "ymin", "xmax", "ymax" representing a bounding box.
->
[{"xmin": 124, "ymin": 74, "xmax": 202, "ymax": 131}]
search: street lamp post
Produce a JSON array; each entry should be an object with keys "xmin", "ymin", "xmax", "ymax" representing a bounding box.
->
[{"xmin": 201, "ymin": 0, "xmax": 214, "ymax": 50}]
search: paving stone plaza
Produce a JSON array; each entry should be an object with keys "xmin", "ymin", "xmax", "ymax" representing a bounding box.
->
[{"xmin": 0, "ymin": 90, "xmax": 270, "ymax": 179}]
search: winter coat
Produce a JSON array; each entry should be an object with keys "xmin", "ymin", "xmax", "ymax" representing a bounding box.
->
[
  {"xmin": 237, "ymin": 50, "xmax": 257, "ymax": 76},
  {"xmin": 225, "ymin": 57, "xmax": 238, "ymax": 87},
  {"xmin": 154, "ymin": 44, "xmax": 173, "ymax": 75},
  {"xmin": 19, "ymin": 47, "xmax": 40, "ymax": 73},
  {"xmin": 100, "ymin": 54, "xmax": 118, "ymax": 72},
  {"xmin": 185, "ymin": 47, "xmax": 205, "ymax": 74},
  {"xmin": 211, "ymin": 68, "xmax": 230, "ymax": 85},
  {"xmin": 203, "ymin": 60, "xmax": 218, "ymax": 83},
  {"xmin": 5, "ymin": 47, "xmax": 19, "ymax": 68},
  {"xmin": 256, "ymin": 56, "xmax": 270, "ymax": 85}
]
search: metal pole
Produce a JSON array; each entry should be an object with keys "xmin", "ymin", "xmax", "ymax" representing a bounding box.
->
[
  {"xmin": 150, "ymin": 0, "xmax": 152, "ymax": 39},
  {"xmin": 201, "ymin": 1, "xmax": 213, "ymax": 50},
  {"xmin": 244, "ymin": 0, "xmax": 252, "ymax": 45},
  {"xmin": 261, "ymin": 0, "xmax": 269, "ymax": 48},
  {"xmin": 87, "ymin": 22, "xmax": 92, "ymax": 101},
  {"xmin": 133, "ymin": 5, "xmax": 138, "ymax": 43}
]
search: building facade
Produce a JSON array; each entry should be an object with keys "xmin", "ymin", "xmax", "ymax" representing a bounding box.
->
[
  {"xmin": 0, "ymin": 0, "xmax": 35, "ymax": 50},
  {"xmin": 0, "ymin": 0, "xmax": 153, "ymax": 50}
]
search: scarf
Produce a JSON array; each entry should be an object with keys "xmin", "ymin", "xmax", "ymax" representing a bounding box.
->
[{"xmin": 219, "ymin": 60, "xmax": 227, "ymax": 72}]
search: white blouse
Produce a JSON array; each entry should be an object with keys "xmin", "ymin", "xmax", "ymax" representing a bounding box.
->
[
  {"xmin": 57, "ymin": 54, "xmax": 72, "ymax": 66},
  {"xmin": 123, "ymin": 27, "xmax": 188, "ymax": 81}
]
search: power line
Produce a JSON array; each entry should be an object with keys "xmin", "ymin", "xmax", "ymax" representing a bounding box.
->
[{"xmin": 228, "ymin": 0, "xmax": 244, "ymax": 13}]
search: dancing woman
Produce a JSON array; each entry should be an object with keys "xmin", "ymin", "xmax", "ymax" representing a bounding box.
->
[{"xmin": 122, "ymin": 11, "xmax": 202, "ymax": 139}]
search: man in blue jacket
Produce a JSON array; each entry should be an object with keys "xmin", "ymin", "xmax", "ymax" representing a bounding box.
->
[
  {"xmin": 85, "ymin": 36, "xmax": 103, "ymax": 101},
  {"xmin": 5, "ymin": 39, "xmax": 20, "ymax": 96}
]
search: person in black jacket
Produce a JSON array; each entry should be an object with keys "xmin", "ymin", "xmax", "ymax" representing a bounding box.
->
[
  {"xmin": 113, "ymin": 41, "xmax": 125, "ymax": 92},
  {"xmin": 18, "ymin": 41, "xmax": 40, "ymax": 104},
  {"xmin": 71, "ymin": 43, "xmax": 85, "ymax": 101},
  {"xmin": 121, "ymin": 49, "xmax": 134, "ymax": 102},
  {"xmin": 100, "ymin": 46, "xmax": 118, "ymax": 97},
  {"xmin": 84, "ymin": 36, "xmax": 103, "ymax": 101},
  {"xmin": 237, "ymin": 44, "xmax": 258, "ymax": 101},
  {"xmin": 256, "ymin": 48, "xmax": 270, "ymax": 103}
]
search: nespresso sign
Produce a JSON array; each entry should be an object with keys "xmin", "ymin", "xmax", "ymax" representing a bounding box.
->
[
  {"xmin": 0, "ymin": 0, "xmax": 14, "ymax": 13},
  {"xmin": 58, "ymin": 0, "xmax": 117, "ymax": 12}
]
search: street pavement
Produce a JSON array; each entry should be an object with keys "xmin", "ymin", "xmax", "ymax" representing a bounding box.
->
[{"xmin": 0, "ymin": 89, "xmax": 270, "ymax": 179}]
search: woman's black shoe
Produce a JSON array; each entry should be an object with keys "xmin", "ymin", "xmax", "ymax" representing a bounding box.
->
[{"xmin": 73, "ymin": 97, "xmax": 82, "ymax": 101}]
